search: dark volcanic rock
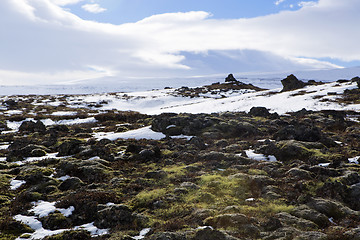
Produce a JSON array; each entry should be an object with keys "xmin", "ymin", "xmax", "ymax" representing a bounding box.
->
[
  {"xmin": 281, "ymin": 74, "xmax": 306, "ymax": 92},
  {"xmin": 307, "ymin": 198, "xmax": 359, "ymax": 219},
  {"xmin": 95, "ymin": 204, "xmax": 147, "ymax": 229},
  {"xmin": 58, "ymin": 177, "xmax": 85, "ymax": 191},
  {"xmin": 151, "ymin": 113, "xmax": 214, "ymax": 136},
  {"xmin": 19, "ymin": 120, "xmax": 46, "ymax": 133},
  {"xmin": 149, "ymin": 232, "xmax": 187, "ymax": 240},
  {"xmin": 249, "ymin": 107, "xmax": 271, "ymax": 117},
  {"xmin": 193, "ymin": 227, "xmax": 241, "ymax": 240},
  {"xmin": 41, "ymin": 212, "xmax": 72, "ymax": 230},
  {"xmin": 225, "ymin": 74, "xmax": 238, "ymax": 83},
  {"xmin": 290, "ymin": 205, "xmax": 330, "ymax": 228},
  {"xmin": 352, "ymin": 76, "xmax": 360, "ymax": 88},
  {"xmin": 57, "ymin": 159, "xmax": 111, "ymax": 183},
  {"xmin": 57, "ymin": 139, "xmax": 83, "ymax": 157},
  {"xmin": 273, "ymin": 124, "xmax": 322, "ymax": 142}
]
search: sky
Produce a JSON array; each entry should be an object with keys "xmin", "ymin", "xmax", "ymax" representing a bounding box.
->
[{"xmin": 1, "ymin": 0, "xmax": 360, "ymax": 85}]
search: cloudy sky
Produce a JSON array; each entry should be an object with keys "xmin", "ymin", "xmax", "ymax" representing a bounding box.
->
[{"xmin": 1, "ymin": 0, "xmax": 360, "ymax": 85}]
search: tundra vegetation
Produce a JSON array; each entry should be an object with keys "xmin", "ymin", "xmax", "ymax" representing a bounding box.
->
[{"xmin": 0, "ymin": 75, "xmax": 359, "ymax": 239}]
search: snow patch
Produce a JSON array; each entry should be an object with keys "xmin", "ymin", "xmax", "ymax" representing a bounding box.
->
[
  {"xmin": 30, "ymin": 201, "xmax": 74, "ymax": 218},
  {"xmin": 57, "ymin": 175, "xmax": 71, "ymax": 181},
  {"xmin": 74, "ymin": 222, "xmax": 109, "ymax": 236},
  {"xmin": 94, "ymin": 126, "xmax": 166, "ymax": 141},
  {"xmin": 132, "ymin": 228, "xmax": 151, "ymax": 240},
  {"xmin": 51, "ymin": 111, "xmax": 77, "ymax": 116},
  {"xmin": 0, "ymin": 144, "xmax": 10, "ymax": 150},
  {"xmin": 244, "ymin": 149, "xmax": 277, "ymax": 162},
  {"xmin": 10, "ymin": 179, "xmax": 26, "ymax": 190},
  {"xmin": 349, "ymin": 156, "xmax": 360, "ymax": 164},
  {"xmin": 13, "ymin": 153, "xmax": 63, "ymax": 166}
]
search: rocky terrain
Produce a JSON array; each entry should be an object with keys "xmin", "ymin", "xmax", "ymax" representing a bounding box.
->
[{"xmin": 0, "ymin": 75, "xmax": 360, "ymax": 240}]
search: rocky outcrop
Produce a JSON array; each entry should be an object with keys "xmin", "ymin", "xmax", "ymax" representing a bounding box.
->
[
  {"xmin": 281, "ymin": 74, "xmax": 306, "ymax": 92},
  {"xmin": 19, "ymin": 120, "xmax": 46, "ymax": 133},
  {"xmin": 94, "ymin": 204, "xmax": 148, "ymax": 229},
  {"xmin": 225, "ymin": 74, "xmax": 238, "ymax": 83}
]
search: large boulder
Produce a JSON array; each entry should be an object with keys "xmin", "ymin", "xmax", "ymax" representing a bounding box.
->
[
  {"xmin": 57, "ymin": 159, "xmax": 111, "ymax": 183},
  {"xmin": 275, "ymin": 212, "xmax": 318, "ymax": 230},
  {"xmin": 204, "ymin": 213, "xmax": 252, "ymax": 228},
  {"xmin": 94, "ymin": 204, "xmax": 147, "ymax": 229},
  {"xmin": 347, "ymin": 183, "xmax": 360, "ymax": 211},
  {"xmin": 274, "ymin": 140, "xmax": 324, "ymax": 163},
  {"xmin": 151, "ymin": 113, "xmax": 215, "ymax": 136},
  {"xmin": 57, "ymin": 139, "xmax": 83, "ymax": 157},
  {"xmin": 273, "ymin": 124, "xmax": 322, "ymax": 142},
  {"xmin": 203, "ymin": 213, "xmax": 260, "ymax": 237},
  {"xmin": 249, "ymin": 107, "xmax": 271, "ymax": 117},
  {"xmin": 290, "ymin": 205, "xmax": 330, "ymax": 228},
  {"xmin": 19, "ymin": 120, "xmax": 46, "ymax": 133},
  {"xmin": 41, "ymin": 212, "xmax": 72, "ymax": 230},
  {"xmin": 193, "ymin": 227, "xmax": 240, "ymax": 240},
  {"xmin": 281, "ymin": 74, "xmax": 306, "ymax": 92},
  {"xmin": 307, "ymin": 198, "xmax": 359, "ymax": 219},
  {"xmin": 58, "ymin": 177, "xmax": 85, "ymax": 191}
]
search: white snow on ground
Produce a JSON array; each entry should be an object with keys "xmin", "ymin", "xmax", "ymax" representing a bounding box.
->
[
  {"xmin": 2, "ymin": 79, "xmax": 358, "ymax": 118},
  {"xmin": 14, "ymin": 201, "xmax": 108, "ymax": 240},
  {"xmin": 94, "ymin": 126, "xmax": 166, "ymax": 140},
  {"xmin": 10, "ymin": 179, "xmax": 26, "ymax": 190},
  {"xmin": 244, "ymin": 149, "xmax": 277, "ymax": 162},
  {"xmin": 14, "ymin": 215, "xmax": 43, "ymax": 233},
  {"xmin": 146, "ymin": 81, "xmax": 359, "ymax": 115},
  {"xmin": 57, "ymin": 175, "xmax": 71, "ymax": 181},
  {"xmin": 132, "ymin": 228, "xmax": 151, "ymax": 240},
  {"xmin": 94, "ymin": 126, "xmax": 194, "ymax": 141},
  {"xmin": 13, "ymin": 153, "xmax": 64, "ymax": 166},
  {"xmin": 51, "ymin": 111, "xmax": 78, "ymax": 116},
  {"xmin": 74, "ymin": 222, "xmax": 109, "ymax": 236},
  {"xmin": 0, "ymin": 144, "xmax": 10, "ymax": 150},
  {"xmin": 52, "ymin": 81, "xmax": 360, "ymax": 115},
  {"xmin": 5, "ymin": 117, "xmax": 97, "ymax": 133},
  {"xmin": 171, "ymin": 135, "xmax": 194, "ymax": 140},
  {"xmin": 42, "ymin": 117, "xmax": 97, "ymax": 126},
  {"xmin": 6, "ymin": 118, "xmax": 34, "ymax": 131},
  {"xmin": 4, "ymin": 110, "xmax": 23, "ymax": 115},
  {"xmin": 349, "ymin": 156, "xmax": 360, "ymax": 164},
  {"xmin": 30, "ymin": 201, "xmax": 74, "ymax": 218}
]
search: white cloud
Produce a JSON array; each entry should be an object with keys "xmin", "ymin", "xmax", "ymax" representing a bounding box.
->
[
  {"xmin": 51, "ymin": 0, "xmax": 84, "ymax": 6},
  {"xmin": 0, "ymin": 0, "xmax": 359, "ymax": 85},
  {"xmin": 298, "ymin": 1, "xmax": 318, "ymax": 7},
  {"xmin": 275, "ymin": 0, "xmax": 286, "ymax": 5},
  {"xmin": 81, "ymin": 3, "xmax": 106, "ymax": 13}
]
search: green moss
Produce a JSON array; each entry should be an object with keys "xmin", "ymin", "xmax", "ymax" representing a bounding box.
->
[
  {"xmin": 238, "ymin": 199, "xmax": 295, "ymax": 217},
  {"xmin": 184, "ymin": 173, "xmax": 251, "ymax": 209},
  {"xmin": 153, "ymin": 203, "xmax": 194, "ymax": 220},
  {"xmin": 247, "ymin": 169, "xmax": 268, "ymax": 176},
  {"xmin": 132, "ymin": 188, "xmax": 167, "ymax": 209},
  {"xmin": 19, "ymin": 167, "xmax": 54, "ymax": 178},
  {"xmin": 0, "ymin": 196, "xmax": 11, "ymax": 206},
  {"xmin": 304, "ymin": 181, "xmax": 325, "ymax": 196},
  {"xmin": 161, "ymin": 149, "xmax": 174, "ymax": 157},
  {"xmin": 162, "ymin": 164, "xmax": 186, "ymax": 180},
  {"xmin": 18, "ymin": 233, "xmax": 31, "ymax": 239},
  {"xmin": 0, "ymin": 174, "xmax": 12, "ymax": 191},
  {"xmin": 0, "ymin": 233, "xmax": 18, "ymax": 240}
]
